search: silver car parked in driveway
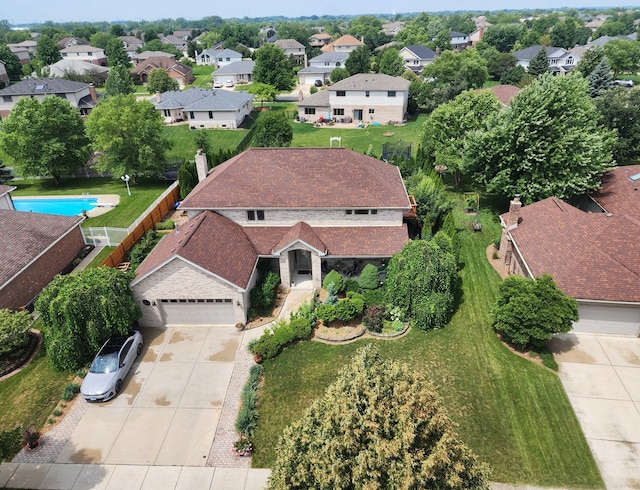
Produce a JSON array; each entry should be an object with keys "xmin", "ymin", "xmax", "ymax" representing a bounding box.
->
[{"xmin": 81, "ymin": 330, "xmax": 143, "ymax": 402}]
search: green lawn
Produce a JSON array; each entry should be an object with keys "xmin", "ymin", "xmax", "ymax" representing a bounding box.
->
[
  {"xmin": 163, "ymin": 125, "xmax": 250, "ymax": 163},
  {"xmin": 84, "ymin": 246, "xmax": 116, "ymax": 268},
  {"xmin": 10, "ymin": 178, "xmax": 170, "ymax": 228},
  {"xmin": 290, "ymin": 115, "xmax": 427, "ymax": 156},
  {"xmin": 0, "ymin": 348, "xmax": 73, "ymax": 433},
  {"xmin": 252, "ymin": 204, "xmax": 603, "ymax": 488},
  {"xmin": 187, "ymin": 65, "xmax": 215, "ymax": 89}
]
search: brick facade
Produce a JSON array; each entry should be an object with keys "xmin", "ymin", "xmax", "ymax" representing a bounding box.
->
[{"xmin": 0, "ymin": 226, "xmax": 84, "ymax": 310}]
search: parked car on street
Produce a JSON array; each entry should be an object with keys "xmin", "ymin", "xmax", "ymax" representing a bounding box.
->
[
  {"xmin": 81, "ymin": 330, "xmax": 143, "ymax": 402},
  {"xmin": 614, "ymin": 79, "xmax": 634, "ymax": 87}
]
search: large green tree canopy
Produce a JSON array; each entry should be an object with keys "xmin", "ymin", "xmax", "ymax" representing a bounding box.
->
[
  {"xmin": 251, "ymin": 111, "xmax": 293, "ymax": 148},
  {"xmin": 595, "ymin": 86, "xmax": 640, "ymax": 162},
  {"xmin": 85, "ymin": 94, "xmax": 171, "ymax": 178},
  {"xmin": 268, "ymin": 345, "xmax": 491, "ymax": 490},
  {"xmin": 464, "ymin": 72, "xmax": 616, "ymax": 203},
  {"xmin": 36, "ymin": 268, "xmax": 141, "ymax": 371},
  {"xmin": 253, "ymin": 43, "xmax": 294, "ymax": 91},
  {"xmin": 422, "ymin": 48, "xmax": 488, "ymax": 89},
  {"xmin": 0, "ymin": 96, "xmax": 89, "ymax": 183}
]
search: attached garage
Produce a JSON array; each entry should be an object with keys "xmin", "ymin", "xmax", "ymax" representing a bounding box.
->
[
  {"xmin": 573, "ymin": 302, "xmax": 640, "ymax": 336},
  {"xmin": 159, "ymin": 298, "xmax": 235, "ymax": 326}
]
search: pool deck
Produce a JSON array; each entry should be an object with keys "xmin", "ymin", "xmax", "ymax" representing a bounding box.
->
[{"xmin": 15, "ymin": 194, "xmax": 120, "ymax": 218}]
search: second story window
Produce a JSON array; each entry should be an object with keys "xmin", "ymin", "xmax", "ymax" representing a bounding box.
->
[
  {"xmin": 247, "ymin": 210, "xmax": 265, "ymax": 221},
  {"xmin": 208, "ymin": 111, "xmax": 214, "ymax": 119},
  {"xmin": 387, "ymin": 91, "xmax": 396, "ymax": 97},
  {"xmin": 336, "ymin": 90, "xmax": 346, "ymax": 97}
]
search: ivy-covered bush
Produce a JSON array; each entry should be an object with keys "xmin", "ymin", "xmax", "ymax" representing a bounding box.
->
[
  {"xmin": 322, "ymin": 270, "xmax": 344, "ymax": 292},
  {"xmin": 250, "ymin": 271, "xmax": 281, "ymax": 313},
  {"xmin": 358, "ymin": 264, "xmax": 380, "ymax": 290},
  {"xmin": 0, "ymin": 309, "xmax": 32, "ymax": 356}
]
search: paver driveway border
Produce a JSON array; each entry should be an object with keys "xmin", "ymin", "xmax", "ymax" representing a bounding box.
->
[{"xmin": 549, "ymin": 332, "xmax": 640, "ymax": 490}]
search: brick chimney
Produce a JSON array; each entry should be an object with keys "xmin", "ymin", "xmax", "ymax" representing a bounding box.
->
[
  {"xmin": 89, "ymin": 84, "xmax": 98, "ymax": 104},
  {"xmin": 195, "ymin": 149, "xmax": 209, "ymax": 182},
  {"xmin": 506, "ymin": 195, "xmax": 522, "ymax": 230}
]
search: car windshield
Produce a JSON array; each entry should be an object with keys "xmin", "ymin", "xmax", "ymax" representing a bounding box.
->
[{"xmin": 89, "ymin": 354, "xmax": 118, "ymax": 374}]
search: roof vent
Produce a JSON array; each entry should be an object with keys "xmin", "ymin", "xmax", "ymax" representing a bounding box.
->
[{"xmin": 629, "ymin": 173, "xmax": 640, "ymax": 182}]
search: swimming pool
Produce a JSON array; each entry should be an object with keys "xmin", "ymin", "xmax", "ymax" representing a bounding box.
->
[{"xmin": 13, "ymin": 197, "xmax": 99, "ymax": 216}]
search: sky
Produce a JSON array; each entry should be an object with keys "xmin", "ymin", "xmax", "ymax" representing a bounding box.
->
[{"xmin": 4, "ymin": 0, "xmax": 634, "ymax": 24}]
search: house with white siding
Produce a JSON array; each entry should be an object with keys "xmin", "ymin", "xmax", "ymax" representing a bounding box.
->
[
  {"xmin": 513, "ymin": 45, "xmax": 579, "ymax": 74},
  {"xmin": 131, "ymin": 147, "xmax": 412, "ymax": 327},
  {"xmin": 297, "ymin": 52, "xmax": 349, "ymax": 85},
  {"xmin": 60, "ymin": 45, "xmax": 107, "ymax": 66},
  {"xmin": 398, "ymin": 45, "xmax": 438, "ymax": 73}
]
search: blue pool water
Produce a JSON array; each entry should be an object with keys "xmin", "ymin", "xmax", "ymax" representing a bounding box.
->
[{"xmin": 13, "ymin": 197, "xmax": 99, "ymax": 216}]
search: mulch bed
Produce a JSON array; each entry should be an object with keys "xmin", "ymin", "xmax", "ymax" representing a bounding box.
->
[{"xmin": 245, "ymin": 286, "xmax": 289, "ymax": 329}]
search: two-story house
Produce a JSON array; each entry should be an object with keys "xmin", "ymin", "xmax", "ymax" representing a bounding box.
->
[
  {"xmin": 0, "ymin": 78, "xmax": 98, "ymax": 117},
  {"xmin": 310, "ymin": 32, "xmax": 332, "ymax": 48},
  {"xmin": 321, "ymin": 34, "xmax": 364, "ymax": 53},
  {"xmin": 513, "ymin": 45, "xmax": 579, "ymax": 74},
  {"xmin": 118, "ymin": 36, "xmax": 145, "ymax": 58},
  {"xmin": 60, "ymin": 45, "xmax": 107, "ymax": 66},
  {"xmin": 161, "ymin": 35, "xmax": 189, "ymax": 57},
  {"xmin": 131, "ymin": 147, "xmax": 411, "ymax": 327},
  {"xmin": 297, "ymin": 73, "xmax": 410, "ymax": 124},
  {"xmin": 297, "ymin": 52, "xmax": 349, "ymax": 85},
  {"xmin": 274, "ymin": 39, "xmax": 307, "ymax": 66},
  {"xmin": 450, "ymin": 31, "xmax": 471, "ymax": 50},
  {"xmin": 398, "ymin": 45, "xmax": 438, "ymax": 73},
  {"xmin": 208, "ymin": 49, "xmax": 242, "ymax": 68},
  {"xmin": 152, "ymin": 88, "xmax": 253, "ymax": 129}
]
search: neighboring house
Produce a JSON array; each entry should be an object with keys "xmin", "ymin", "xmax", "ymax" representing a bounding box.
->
[
  {"xmin": 131, "ymin": 51, "xmax": 176, "ymax": 65},
  {"xmin": 297, "ymin": 52, "xmax": 348, "ymax": 85},
  {"xmin": 131, "ymin": 57, "xmax": 193, "ymax": 88},
  {"xmin": 7, "ymin": 45, "xmax": 32, "ymax": 65},
  {"xmin": 310, "ymin": 32, "xmax": 332, "ymax": 48},
  {"xmin": 322, "ymin": 34, "xmax": 364, "ymax": 53},
  {"xmin": 196, "ymin": 48, "xmax": 221, "ymax": 66},
  {"xmin": 161, "ymin": 35, "xmax": 189, "ymax": 57},
  {"xmin": 210, "ymin": 49, "xmax": 242, "ymax": 68},
  {"xmin": 8, "ymin": 40, "xmax": 36, "ymax": 55},
  {"xmin": 472, "ymin": 16, "xmax": 492, "ymax": 29},
  {"xmin": 131, "ymin": 147, "xmax": 411, "ymax": 327},
  {"xmin": 47, "ymin": 59, "xmax": 109, "ymax": 82},
  {"xmin": 57, "ymin": 37, "xmax": 84, "ymax": 49},
  {"xmin": 398, "ymin": 45, "xmax": 438, "ymax": 73},
  {"xmin": 60, "ymin": 45, "xmax": 107, "ymax": 66},
  {"xmin": 382, "ymin": 21, "xmax": 405, "ymax": 37},
  {"xmin": 498, "ymin": 165, "xmax": 640, "ymax": 336},
  {"xmin": 172, "ymin": 30, "xmax": 193, "ymax": 41},
  {"xmin": 0, "ymin": 61, "xmax": 8, "ymax": 87},
  {"xmin": 297, "ymin": 73, "xmax": 410, "ymax": 124},
  {"xmin": 513, "ymin": 45, "xmax": 579, "ymax": 74},
  {"xmin": 587, "ymin": 33, "xmax": 637, "ymax": 48},
  {"xmin": 152, "ymin": 88, "xmax": 253, "ymax": 129},
  {"xmin": 274, "ymin": 39, "xmax": 307, "ymax": 65},
  {"xmin": 450, "ymin": 31, "xmax": 471, "ymax": 50},
  {"xmin": 0, "ymin": 187, "xmax": 84, "ymax": 311},
  {"xmin": 212, "ymin": 60, "xmax": 255, "ymax": 85},
  {"xmin": 0, "ymin": 78, "xmax": 98, "ymax": 117},
  {"xmin": 118, "ymin": 36, "xmax": 144, "ymax": 57},
  {"xmin": 476, "ymin": 84, "xmax": 520, "ymax": 105},
  {"xmin": 585, "ymin": 16, "xmax": 607, "ymax": 31},
  {"xmin": 469, "ymin": 27, "xmax": 486, "ymax": 46}
]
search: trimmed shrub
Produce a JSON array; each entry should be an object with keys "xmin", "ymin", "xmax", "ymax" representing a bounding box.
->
[
  {"xmin": 62, "ymin": 383, "xmax": 81, "ymax": 401},
  {"xmin": 324, "ymin": 283, "xmax": 338, "ymax": 305},
  {"xmin": 358, "ymin": 264, "xmax": 380, "ymax": 290},
  {"xmin": 363, "ymin": 305, "xmax": 386, "ymax": 333},
  {"xmin": 290, "ymin": 317, "xmax": 312, "ymax": 339},
  {"xmin": 346, "ymin": 292, "xmax": 365, "ymax": 314},
  {"xmin": 250, "ymin": 271, "xmax": 281, "ymax": 313},
  {"xmin": 0, "ymin": 427, "xmax": 21, "ymax": 462},
  {"xmin": 289, "ymin": 299, "xmax": 317, "ymax": 326},
  {"xmin": 322, "ymin": 270, "xmax": 344, "ymax": 292},
  {"xmin": 363, "ymin": 288, "xmax": 386, "ymax": 307},
  {"xmin": 251, "ymin": 317, "xmax": 312, "ymax": 361},
  {"xmin": 310, "ymin": 85, "xmax": 318, "ymax": 94},
  {"xmin": 334, "ymin": 300, "xmax": 358, "ymax": 324},
  {"xmin": 344, "ymin": 278, "xmax": 361, "ymax": 293},
  {"xmin": 316, "ymin": 303, "xmax": 337, "ymax": 324}
]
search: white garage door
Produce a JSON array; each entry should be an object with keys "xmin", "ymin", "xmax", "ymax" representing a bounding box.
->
[
  {"xmin": 573, "ymin": 303, "xmax": 640, "ymax": 336},
  {"xmin": 160, "ymin": 299, "xmax": 235, "ymax": 326}
]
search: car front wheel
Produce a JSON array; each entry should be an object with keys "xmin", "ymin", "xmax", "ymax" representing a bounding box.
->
[
  {"xmin": 115, "ymin": 379, "xmax": 123, "ymax": 394},
  {"xmin": 137, "ymin": 343, "xmax": 143, "ymax": 356}
]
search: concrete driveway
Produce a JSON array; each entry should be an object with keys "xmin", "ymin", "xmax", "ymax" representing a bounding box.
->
[
  {"xmin": 548, "ymin": 333, "xmax": 640, "ymax": 490},
  {"xmin": 56, "ymin": 326, "xmax": 240, "ymax": 466}
]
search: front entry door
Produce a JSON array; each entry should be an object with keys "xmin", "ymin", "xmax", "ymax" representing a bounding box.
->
[{"xmin": 295, "ymin": 250, "xmax": 312, "ymax": 273}]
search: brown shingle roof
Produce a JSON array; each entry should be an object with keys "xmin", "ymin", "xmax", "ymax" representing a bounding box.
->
[
  {"xmin": 591, "ymin": 164, "xmax": 640, "ymax": 225},
  {"xmin": 476, "ymin": 84, "xmax": 520, "ymax": 105},
  {"xmin": 503, "ymin": 197, "xmax": 640, "ymax": 303},
  {"xmin": 180, "ymin": 148, "xmax": 411, "ymax": 210},
  {"xmin": 333, "ymin": 34, "xmax": 364, "ymax": 47},
  {"xmin": 134, "ymin": 211, "xmax": 257, "ymax": 289},
  {"xmin": 131, "ymin": 57, "xmax": 192, "ymax": 76},
  {"xmin": 0, "ymin": 210, "xmax": 82, "ymax": 287},
  {"xmin": 273, "ymin": 222, "xmax": 326, "ymax": 254}
]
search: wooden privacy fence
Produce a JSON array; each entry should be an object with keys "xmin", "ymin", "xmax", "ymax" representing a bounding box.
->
[{"xmin": 99, "ymin": 183, "xmax": 180, "ymax": 268}]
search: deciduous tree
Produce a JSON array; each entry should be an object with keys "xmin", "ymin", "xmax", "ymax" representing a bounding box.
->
[
  {"xmin": 422, "ymin": 90, "xmax": 501, "ymax": 185},
  {"xmin": 492, "ymin": 274, "xmax": 577, "ymax": 351},
  {"xmin": 253, "ymin": 43, "xmax": 294, "ymax": 91},
  {"xmin": 603, "ymin": 39, "xmax": 640, "ymax": 77},
  {"xmin": 36, "ymin": 268, "xmax": 141, "ymax": 371},
  {"xmin": 251, "ymin": 111, "xmax": 292, "ymax": 147},
  {"xmin": 345, "ymin": 45, "xmax": 371, "ymax": 75},
  {"xmin": 146, "ymin": 68, "xmax": 179, "ymax": 94},
  {"xmin": 0, "ymin": 97, "xmax": 89, "ymax": 184},
  {"xmin": 595, "ymin": 87, "xmax": 640, "ymax": 162},
  {"xmin": 464, "ymin": 73, "xmax": 616, "ymax": 203},
  {"xmin": 377, "ymin": 47, "xmax": 405, "ymax": 76},
  {"xmin": 86, "ymin": 94, "xmax": 171, "ymax": 178},
  {"xmin": 104, "ymin": 64, "xmax": 134, "ymax": 96},
  {"xmin": 482, "ymin": 24, "xmax": 522, "ymax": 53},
  {"xmin": 576, "ymin": 46, "xmax": 604, "ymax": 77},
  {"xmin": 35, "ymin": 34, "xmax": 61, "ymax": 66},
  {"xmin": 268, "ymin": 345, "xmax": 490, "ymax": 490},
  {"xmin": 247, "ymin": 82, "xmax": 276, "ymax": 108},
  {"xmin": 0, "ymin": 44, "xmax": 22, "ymax": 80},
  {"xmin": 422, "ymin": 48, "xmax": 488, "ymax": 89},
  {"xmin": 105, "ymin": 37, "xmax": 130, "ymax": 67},
  {"xmin": 330, "ymin": 67, "xmax": 349, "ymax": 83}
]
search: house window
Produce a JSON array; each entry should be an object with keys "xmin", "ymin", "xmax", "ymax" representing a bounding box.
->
[
  {"xmin": 163, "ymin": 109, "xmax": 170, "ymax": 117},
  {"xmin": 336, "ymin": 90, "xmax": 346, "ymax": 97},
  {"xmin": 2, "ymin": 96, "xmax": 11, "ymax": 103},
  {"xmin": 87, "ymin": 52, "xmax": 92, "ymax": 56},
  {"xmin": 247, "ymin": 210, "xmax": 265, "ymax": 221},
  {"xmin": 387, "ymin": 91, "xmax": 396, "ymax": 97},
  {"xmin": 305, "ymin": 108, "xmax": 316, "ymax": 115},
  {"xmin": 336, "ymin": 62, "xmax": 341, "ymax": 66},
  {"xmin": 189, "ymin": 111, "xmax": 194, "ymax": 119},
  {"xmin": 369, "ymin": 108, "xmax": 375, "ymax": 114},
  {"xmin": 325, "ymin": 61, "xmax": 329, "ymax": 66},
  {"xmin": 365, "ymin": 91, "xmax": 370, "ymax": 97},
  {"xmin": 226, "ymin": 57, "xmax": 230, "ymax": 61},
  {"xmin": 346, "ymin": 209, "xmax": 377, "ymax": 215},
  {"xmin": 334, "ymin": 108, "xmax": 344, "ymax": 116},
  {"xmin": 208, "ymin": 111, "xmax": 213, "ymax": 119}
]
